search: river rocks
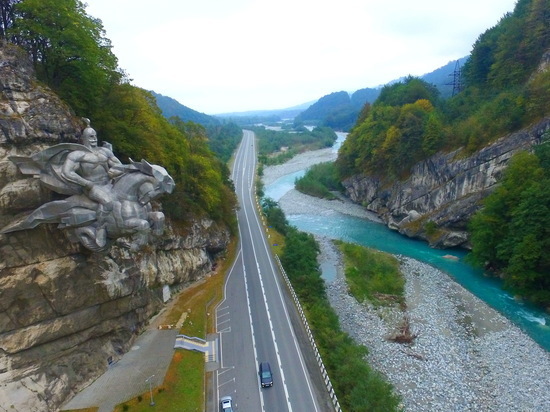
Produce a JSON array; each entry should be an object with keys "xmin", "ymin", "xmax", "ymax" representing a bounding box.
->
[
  {"xmin": 343, "ymin": 117, "xmax": 550, "ymax": 249},
  {"xmin": 326, "ymin": 253, "xmax": 550, "ymax": 412},
  {"xmin": 0, "ymin": 43, "xmax": 230, "ymax": 411}
]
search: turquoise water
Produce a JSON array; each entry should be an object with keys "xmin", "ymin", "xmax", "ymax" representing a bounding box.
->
[
  {"xmin": 264, "ymin": 170, "xmax": 305, "ymax": 201},
  {"xmin": 265, "ymin": 179, "xmax": 550, "ymax": 351}
]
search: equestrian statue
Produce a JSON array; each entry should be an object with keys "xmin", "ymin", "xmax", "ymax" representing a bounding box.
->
[{"xmin": 1, "ymin": 119, "xmax": 175, "ymax": 252}]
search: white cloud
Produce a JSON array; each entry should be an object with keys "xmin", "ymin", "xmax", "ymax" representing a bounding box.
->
[{"xmin": 86, "ymin": 0, "xmax": 518, "ymax": 114}]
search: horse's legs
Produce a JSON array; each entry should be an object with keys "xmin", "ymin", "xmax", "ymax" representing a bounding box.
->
[
  {"xmin": 148, "ymin": 212, "xmax": 165, "ymax": 236},
  {"xmin": 117, "ymin": 218, "xmax": 151, "ymax": 250}
]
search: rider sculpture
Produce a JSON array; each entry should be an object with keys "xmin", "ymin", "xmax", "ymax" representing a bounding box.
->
[{"xmin": 1, "ymin": 119, "xmax": 175, "ymax": 252}]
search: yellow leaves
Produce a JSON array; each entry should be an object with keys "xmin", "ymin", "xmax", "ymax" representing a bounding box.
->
[
  {"xmin": 414, "ymin": 99, "xmax": 434, "ymax": 112},
  {"xmin": 401, "ymin": 99, "xmax": 434, "ymax": 114},
  {"xmin": 382, "ymin": 125, "xmax": 401, "ymax": 152}
]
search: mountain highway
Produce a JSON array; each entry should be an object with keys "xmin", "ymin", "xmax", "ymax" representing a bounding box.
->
[{"xmin": 213, "ymin": 130, "xmax": 327, "ymax": 411}]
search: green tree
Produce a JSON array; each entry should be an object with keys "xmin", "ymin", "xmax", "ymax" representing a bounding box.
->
[
  {"xmin": 422, "ymin": 112, "xmax": 445, "ymax": 155},
  {"xmin": 469, "ymin": 147, "xmax": 550, "ymax": 305},
  {"xmin": 170, "ymin": 118, "xmax": 236, "ymax": 223},
  {"xmin": 295, "ymin": 162, "xmax": 343, "ymax": 199},
  {"xmin": 504, "ymin": 185, "xmax": 550, "ymax": 301},
  {"xmin": 262, "ymin": 198, "xmax": 289, "ymax": 235},
  {"xmin": 10, "ymin": 0, "xmax": 120, "ymax": 114},
  {"xmin": 0, "ymin": 0, "xmax": 19, "ymax": 39},
  {"xmin": 392, "ymin": 100, "xmax": 431, "ymax": 171},
  {"xmin": 205, "ymin": 122, "xmax": 243, "ymax": 163},
  {"xmin": 470, "ymin": 151, "xmax": 541, "ymax": 267},
  {"xmin": 376, "ymin": 76, "xmax": 440, "ymax": 107}
]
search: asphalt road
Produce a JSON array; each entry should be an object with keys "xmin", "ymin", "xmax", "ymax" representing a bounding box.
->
[{"xmin": 213, "ymin": 130, "xmax": 330, "ymax": 412}]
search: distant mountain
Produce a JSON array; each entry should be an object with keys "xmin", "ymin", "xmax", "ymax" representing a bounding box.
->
[
  {"xmin": 151, "ymin": 91, "xmax": 221, "ymax": 127},
  {"xmin": 151, "ymin": 58, "xmax": 467, "ymax": 131},
  {"xmin": 294, "ymin": 87, "xmax": 382, "ymax": 131},
  {"xmin": 214, "ymin": 99, "xmax": 317, "ymax": 120},
  {"xmin": 351, "ymin": 87, "xmax": 382, "ymax": 107},
  {"xmin": 421, "ymin": 57, "xmax": 469, "ymax": 98},
  {"xmin": 215, "ymin": 108, "xmax": 302, "ymax": 119},
  {"xmin": 293, "ymin": 57, "xmax": 468, "ymax": 131},
  {"xmin": 295, "ymin": 92, "xmax": 348, "ymax": 121}
]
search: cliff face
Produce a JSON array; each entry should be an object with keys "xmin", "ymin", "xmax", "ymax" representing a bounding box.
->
[
  {"xmin": 0, "ymin": 44, "xmax": 230, "ymax": 411},
  {"xmin": 343, "ymin": 117, "xmax": 550, "ymax": 248}
]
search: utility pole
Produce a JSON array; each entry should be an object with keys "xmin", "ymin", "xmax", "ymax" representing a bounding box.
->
[
  {"xmin": 446, "ymin": 60, "xmax": 463, "ymax": 96},
  {"xmin": 145, "ymin": 374, "xmax": 155, "ymax": 406}
]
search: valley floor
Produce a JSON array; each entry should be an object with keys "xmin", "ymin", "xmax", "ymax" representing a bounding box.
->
[{"xmin": 263, "ymin": 150, "xmax": 550, "ymax": 412}]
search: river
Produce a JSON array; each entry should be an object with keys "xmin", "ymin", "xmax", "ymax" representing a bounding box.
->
[{"xmin": 263, "ymin": 133, "xmax": 550, "ymax": 352}]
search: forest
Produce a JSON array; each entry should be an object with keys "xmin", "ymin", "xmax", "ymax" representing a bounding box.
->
[
  {"xmin": 338, "ymin": 0, "xmax": 549, "ymax": 179},
  {"xmin": 253, "ymin": 125, "xmax": 337, "ymax": 165},
  {"xmin": 0, "ymin": 0, "xmax": 239, "ymax": 230},
  {"xmin": 335, "ymin": 0, "xmax": 550, "ymax": 306}
]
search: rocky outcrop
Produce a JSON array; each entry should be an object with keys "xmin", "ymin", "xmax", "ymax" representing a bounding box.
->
[
  {"xmin": 343, "ymin": 117, "xmax": 550, "ymax": 248},
  {"xmin": 0, "ymin": 43, "xmax": 230, "ymax": 411}
]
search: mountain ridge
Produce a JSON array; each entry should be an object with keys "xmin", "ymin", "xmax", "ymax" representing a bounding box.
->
[{"xmin": 153, "ymin": 58, "xmax": 468, "ymax": 127}]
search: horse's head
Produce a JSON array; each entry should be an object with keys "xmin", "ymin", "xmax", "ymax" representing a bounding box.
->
[{"xmin": 130, "ymin": 160, "xmax": 175, "ymax": 205}]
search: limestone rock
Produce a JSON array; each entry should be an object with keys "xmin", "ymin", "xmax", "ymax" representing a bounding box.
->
[
  {"xmin": 0, "ymin": 43, "xmax": 230, "ymax": 411},
  {"xmin": 0, "ymin": 43, "xmax": 82, "ymax": 145},
  {"xmin": 343, "ymin": 116, "xmax": 550, "ymax": 248}
]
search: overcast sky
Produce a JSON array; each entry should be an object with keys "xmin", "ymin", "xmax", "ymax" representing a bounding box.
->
[{"xmin": 84, "ymin": 0, "xmax": 517, "ymax": 115}]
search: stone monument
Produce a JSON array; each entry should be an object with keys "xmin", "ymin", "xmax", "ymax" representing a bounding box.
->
[{"xmin": 1, "ymin": 119, "xmax": 175, "ymax": 251}]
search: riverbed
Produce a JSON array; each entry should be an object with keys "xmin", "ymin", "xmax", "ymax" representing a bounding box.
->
[{"xmin": 262, "ymin": 148, "xmax": 550, "ymax": 411}]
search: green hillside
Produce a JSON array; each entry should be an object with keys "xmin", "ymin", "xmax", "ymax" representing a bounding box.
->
[
  {"xmin": 1, "ymin": 0, "xmax": 237, "ymax": 230},
  {"xmin": 293, "ymin": 58, "xmax": 472, "ymax": 131},
  {"xmin": 336, "ymin": 0, "xmax": 550, "ymax": 306},
  {"xmin": 151, "ymin": 91, "xmax": 221, "ymax": 127}
]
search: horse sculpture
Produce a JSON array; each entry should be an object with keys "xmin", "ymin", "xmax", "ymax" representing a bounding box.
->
[{"xmin": 2, "ymin": 146, "xmax": 175, "ymax": 252}]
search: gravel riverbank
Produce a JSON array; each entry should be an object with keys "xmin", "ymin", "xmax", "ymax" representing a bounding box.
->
[
  {"xmin": 263, "ymin": 150, "xmax": 550, "ymax": 412},
  {"xmin": 326, "ymin": 242, "xmax": 550, "ymax": 411}
]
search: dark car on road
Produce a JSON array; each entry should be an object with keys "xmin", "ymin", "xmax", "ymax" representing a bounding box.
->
[{"xmin": 259, "ymin": 361, "xmax": 273, "ymax": 387}]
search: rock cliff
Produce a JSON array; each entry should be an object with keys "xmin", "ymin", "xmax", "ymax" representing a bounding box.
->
[
  {"xmin": 343, "ymin": 116, "xmax": 549, "ymax": 248},
  {"xmin": 0, "ymin": 43, "xmax": 230, "ymax": 411}
]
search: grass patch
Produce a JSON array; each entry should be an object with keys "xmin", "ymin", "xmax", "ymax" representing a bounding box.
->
[
  {"xmin": 336, "ymin": 240, "xmax": 405, "ymax": 306},
  {"xmin": 294, "ymin": 162, "xmax": 343, "ymax": 200},
  {"xmin": 112, "ymin": 350, "xmax": 204, "ymax": 412},
  {"xmin": 266, "ymin": 225, "xmax": 286, "ymax": 256}
]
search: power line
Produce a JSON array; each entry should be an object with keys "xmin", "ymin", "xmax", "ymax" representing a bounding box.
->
[{"xmin": 446, "ymin": 60, "xmax": 464, "ymax": 96}]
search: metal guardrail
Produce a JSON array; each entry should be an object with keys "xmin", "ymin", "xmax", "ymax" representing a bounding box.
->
[
  {"xmin": 273, "ymin": 254, "xmax": 343, "ymax": 412},
  {"xmin": 257, "ymin": 195, "xmax": 342, "ymax": 411}
]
